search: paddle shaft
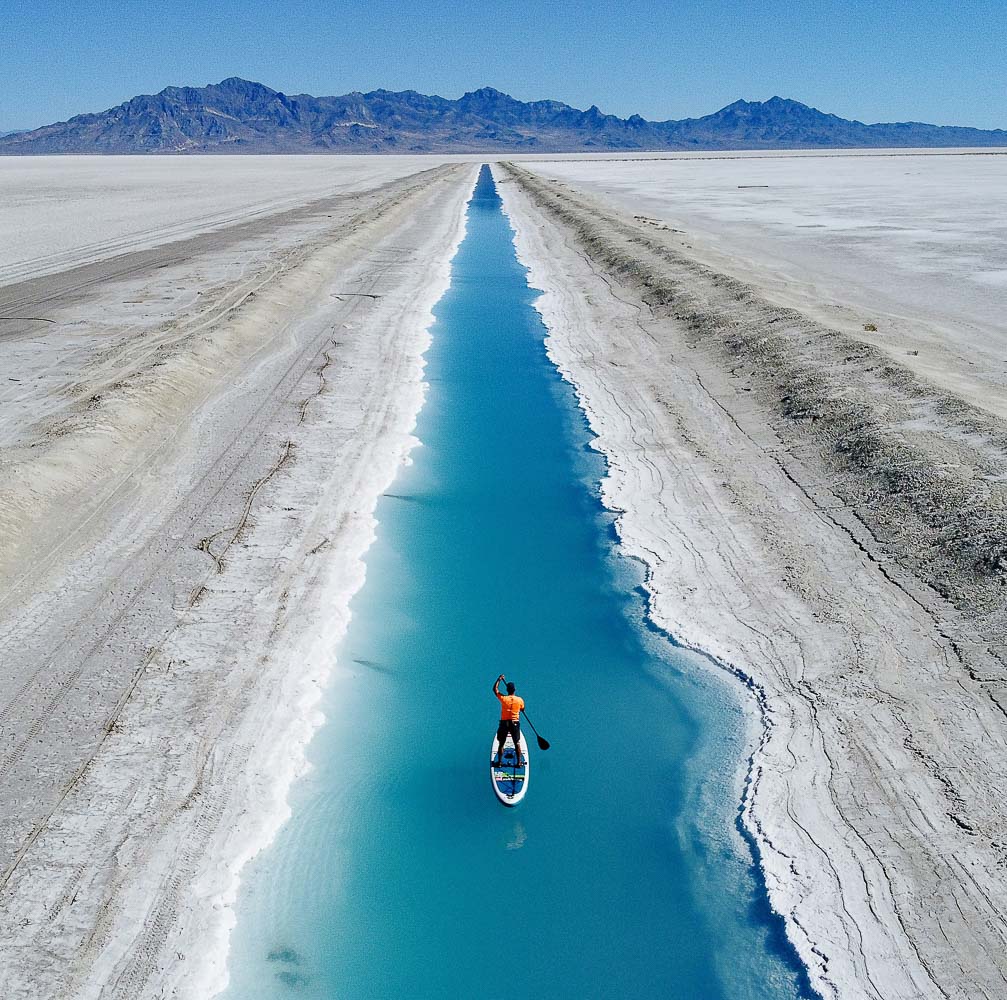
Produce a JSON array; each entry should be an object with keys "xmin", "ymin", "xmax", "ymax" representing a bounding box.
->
[{"xmin": 521, "ymin": 709, "xmax": 550, "ymax": 751}]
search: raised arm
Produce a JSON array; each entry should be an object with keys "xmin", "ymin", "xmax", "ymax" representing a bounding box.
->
[{"xmin": 493, "ymin": 673, "xmax": 505, "ymax": 699}]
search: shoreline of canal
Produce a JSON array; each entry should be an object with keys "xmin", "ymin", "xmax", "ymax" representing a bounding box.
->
[
  {"xmin": 179, "ymin": 175, "xmax": 475, "ymax": 1000},
  {"xmin": 496, "ymin": 156, "xmax": 1007, "ymax": 999},
  {"xmin": 496, "ymin": 169, "xmax": 819, "ymax": 998}
]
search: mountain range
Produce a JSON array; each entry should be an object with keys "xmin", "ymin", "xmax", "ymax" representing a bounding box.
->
[{"xmin": 2, "ymin": 78, "xmax": 1005, "ymax": 154}]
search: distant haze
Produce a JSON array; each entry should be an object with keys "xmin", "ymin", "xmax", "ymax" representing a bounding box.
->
[{"xmin": 2, "ymin": 78, "xmax": 1006, "ymax": 155}]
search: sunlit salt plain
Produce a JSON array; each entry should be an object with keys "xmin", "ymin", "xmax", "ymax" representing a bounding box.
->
[
  {"xmin": 526, "ymin": 150, "xmax": 1007, "ymax": 416},
  {"xmin": 0, "ymin": 155, "xmax": 458, "ymax": 283}
]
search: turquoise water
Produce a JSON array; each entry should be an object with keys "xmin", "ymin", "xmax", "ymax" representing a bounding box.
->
[{"xmin": 221, "ymin": 166, "xmax": 815, "ymax": 999}]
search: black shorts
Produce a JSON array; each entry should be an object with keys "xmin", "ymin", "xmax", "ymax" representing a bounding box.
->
[{"xmin": 496, "ymin": 719, "xmax": 521, "ymax": 744}]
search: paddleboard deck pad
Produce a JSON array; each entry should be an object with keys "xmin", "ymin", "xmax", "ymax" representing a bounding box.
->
[{"xmin": 490, "ymin": 731, "xmax": 529, "ymax": 806}]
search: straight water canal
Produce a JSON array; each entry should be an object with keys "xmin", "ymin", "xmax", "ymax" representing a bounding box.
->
[{"xmin": 222, "ymin": 167, "xmax": 814, "ymax": 999}]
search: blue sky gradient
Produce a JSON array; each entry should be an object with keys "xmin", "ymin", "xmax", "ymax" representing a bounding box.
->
[{"xmin": 3, "ymin": 0, "xmax": 1004, "ymax": 132}]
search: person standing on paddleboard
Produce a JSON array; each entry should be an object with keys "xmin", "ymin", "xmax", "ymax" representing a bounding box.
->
[{"xmin": 493, "ymin": 674, "xmax": 525, "ymax": 766}]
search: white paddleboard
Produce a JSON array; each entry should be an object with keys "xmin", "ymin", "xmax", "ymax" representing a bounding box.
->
[{"xmin": 490, "ymin": 731, "xmax": 529, "ymax": 806}]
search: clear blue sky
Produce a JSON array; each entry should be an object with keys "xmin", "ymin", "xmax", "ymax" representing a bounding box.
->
[{"xmin": 3, "ymin": 0, "xmax": 1004, "ymax": 132}]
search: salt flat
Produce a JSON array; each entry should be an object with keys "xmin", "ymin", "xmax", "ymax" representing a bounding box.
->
[
  {"xmin": 0, "ymin": 156, "xmax": 474, "ymax": 999},
  {"xmin": 3, "ymin": 148, "xmax": 1005, "ymax": 1000},
  {"xmin": 0, "ymin": 155, "xmax": 455, "ymax": 284},
  {"xmin": 502, "ymin": 159, "xmax": 1007, "ymax": 1000},
  {"xmin": 526, "ymin": 150, "xmax": 1007, "ymax": 418}
]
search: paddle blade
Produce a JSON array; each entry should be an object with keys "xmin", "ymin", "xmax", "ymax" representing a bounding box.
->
[{"xmin": 536, "ymin": 735, "xmax": 550, "ymax": 751}]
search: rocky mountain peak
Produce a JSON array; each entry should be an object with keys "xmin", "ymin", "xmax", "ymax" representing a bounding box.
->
[{"xmin": 2, "ymin": 80, "xmax": 1004, "ymax": 154}]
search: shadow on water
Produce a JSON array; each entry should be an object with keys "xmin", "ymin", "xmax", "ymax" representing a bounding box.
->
[
  {"xmin": 351, "ymin": 657, "xmax": 395, "ymax": 675},
  {"xmin": 221, "ymin": 165, "xmax": 820, "ymax": 1000}
]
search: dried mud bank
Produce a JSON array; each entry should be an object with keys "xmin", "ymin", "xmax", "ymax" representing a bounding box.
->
[
  {"xmin": 0, "ymin": 162, "xmax": 475, "ymax": 999},
  {"xmin": 498, "ymin": 163, "xmax": 1007, "ymax": 1000}
]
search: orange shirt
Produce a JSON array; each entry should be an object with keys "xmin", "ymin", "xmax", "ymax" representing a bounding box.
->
[{"xmin": 497, "ymin": 692, "xmax": 525, "ymax": 721}]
